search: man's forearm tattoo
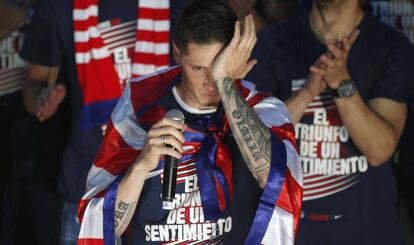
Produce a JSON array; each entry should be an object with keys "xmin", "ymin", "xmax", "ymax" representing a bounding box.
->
[
  {"xmin": 114, "ymin": 200, "xmax": 137, "ymax": 233},
  {"xmin": 221, "ymin": 77, "xmax": 271, "ymax": 174}
]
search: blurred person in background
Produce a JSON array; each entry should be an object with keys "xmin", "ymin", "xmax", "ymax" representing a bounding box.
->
[
  {"xmin": 228, "ymin": 0, "xmax": 299, "ymax": 32},
  {"xmin": 248, "ymin": 0, "xmax": 414, "ymax": 244},
  {"xmin": 0, "ymin": 0, "xmax": 42, "ymax": 244},
  {"xmin": 20, "ymin": 0, "xmax": 188, "ymax": 244}
]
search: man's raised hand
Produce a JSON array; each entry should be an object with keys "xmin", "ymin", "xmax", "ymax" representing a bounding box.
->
[{"xmin": 212, "ymin": 15, "xmax": 257, "ymax": 82}]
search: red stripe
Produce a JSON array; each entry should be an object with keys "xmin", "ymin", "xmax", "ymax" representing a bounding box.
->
[
  {"xmin": 178, "ymin": 165, "xmax": 196, "ymax": 173},
  {"xmin": 77, "ymin": 59, "xmax": 121, "ymax": 103},
  {"xmin": 214, "ymin": 175, "xmax": 227, "ymax": 212},
  {"xmin": 74, "ymin": 0, "xmax": 97, "ymax": 9},
  {"xmin": 77, "ymin": 238, "xmax": 103, "ymax": 245},
  {"xmin": 303, "ymin": 174, "xmax": 323, "ymax": 180},
  {"xmin": 270, "ymin": 123, "xmax": 298, "ymax": 152},
  {"xmin": 137, "ymin": 8, "xmax": 170, "ymax": 20},
  {"xmin": 177, "ymin": 170, "xmax": 197, "ymax": 178},
  {"xmin": 77, "ymin": 199, "xmax": 90, "ymax": 224},
  {"xmin": 276, "ymin": 169, "xmax": 303, "ymax": 238},
  {"xmin": 235, "ymin": 79, "xmax": 251, "ymax": 98},
  {"xmin": 106, "ymin": 42, "xmax": 135, "ymax": 52},
  {"xmin": 130, "ymin": 67, "xmax": 181, "ymax": 115},
  {"xmin": 74, "ymin": 38, "xmax": 104, "ymax": 52},
  {"xmin": 100, "ymin": 21, "xmax": 136, "ymax": 35},
  {"xmin": 136, "ymin": 30, "xmax": 169, "ymax": 42},
  {"xmin": 103, "ymin": 34, "xmax": 136, "ymax": 46},
  {"xmin": 304, "ymin": 175, "xmax": 353, "ymax": 191},
  {"xmin": 134, "ymin": 53, "xmax": 169, "ymax": 65},
  {"xmin": 93, "ymin": 121, "xmax": 140, "ymax": 175},
  {"xmin": 304, "ymin": 175, "xmax": 342, "ymax": 185},
  {"xmin": 74, "ymin": 17, "xmax": 99, "ymax": 32},
  {"xmin": 102, "ymin": 27, "xmax": 136, "ymax": 40},
  {"xmin": 138, "ymin": 105, "xmax": 167, "ymax": 127}
]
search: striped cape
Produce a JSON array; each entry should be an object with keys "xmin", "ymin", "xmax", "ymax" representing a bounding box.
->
[
  {"xmin": 73, "ymin": 0, "xmax": 170, "ymax": 130},
  {"xmin": 77, "ymin": 66, "xmax": 303, "ymax": 245}
]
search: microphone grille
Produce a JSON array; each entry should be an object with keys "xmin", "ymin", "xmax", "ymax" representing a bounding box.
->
[{"xmin": 166, "ymin": 109, "xmax": 185, "ymax": 125}]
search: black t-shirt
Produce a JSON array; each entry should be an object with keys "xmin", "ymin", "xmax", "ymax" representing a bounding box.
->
[
  {"xmin": 20, "ymin": 0, "xmax": 188, "ymax": 202},
  {"xmin": 247, "ymin": 12, "xmax": 414, "ymax": 244},
  {"xmin": 127, "ymin": 87, "xmax": 263, "ymax": 244}
]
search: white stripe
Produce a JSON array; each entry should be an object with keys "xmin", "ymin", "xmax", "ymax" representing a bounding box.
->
[
  {"xmin": 74, "ymin": 27, "xmax": 100, "ymax": 42},
  {"xmin": 303, "ymin": 180, "xmax": 359, "ymax": 201},
  {"xmin": 76, "ymin": 48, "xmax": 110, "ymax": 63},
  {"xmin": 103, "ymin": 31, "xmax": 136, "ymax": 45},
  {"xmin": 0, "ymin": 67, "xmax": 26, "ymax": 77},
  {"xmin": 0, "ymin": 74, "xmax": 25, "ymax": 86},
  {"xmin": 100, "ymin": 20, "xmax": 136, "ymax": 34},
  {"xmin": 112, "ymin": 83, "xmax": 148, "ymax": 150},
  {"xmin": 139, "ymin": 0, "xmax": 169, "ymax": 9},
  {"xmin": 101, "ymin": 25, "xmax": 136, "ymax": 39},
  {"xmin": 240, "ymin": 80, "xmax": 258, "ymax": 100},
  {"xmin": 303, "ymin": 174, "xmax": 339, "ymax": 181},
  {"xmin": 147, "ymin": 169, "xmax": 163, "ymax": 179},
  {"xmin": 172, "ymin": 87, "xmax": 217, "ymax": 114},
  {"xmin": 138, "ymin": 19, "xmax": 170, "ymax": 32},
  {"xmin": 183, "ymin": 145, "xmax": 194, "ymax": 152},
  {"xmin": 308, "ymin": 100, "xmax": 335, "ymax": 107},
  {"xmin": 108, "ymin": 43, "xmax": 135, "ymax": 53},
  {"xmin": 84, "ymin": 165, "xmax": 116, "ymax": 198},
  {"xmin": 254, "ymin": 97, "xmax": 292, "ymax": 128},
  {"xmin": 177, "ymin": 168, "xmax": 197, "ymax": 175},
  {"xmin": 284, "ymin": 140, "xmax": 303, "ymax": 187},
  {"xmin": 0, "ymin": 86, "xmax": 22, "ymax": 96},
  {"xmin": 73, "ymin": 5, "xmax": 98, "ymax": 20},
  {"xmin": 303, "ymin": 175, "xmax": 358, "ymax": 195},
  {"xmin": 135, "ymin": 41, "xmax": 169, "ymax": 55},
  {"xmin": 78, "ymin": 197, "xmax": 104, "ymax": 239},
  {"xmin": 304, "ymin": 174, "xmax": 351, "ymax": 189},
  {"xmin": 156, "ymin": 65, "xmax": 169, "ymax": 70},
  {"xmin": 106, "ymin": 37, "xmax": 136, "ymax": 50},
  {"xmin": 0, "ymin": 81, "xmax": 23, "ymax": 92},
  {"xmin": 314, "ymin": 94, "xmax": 333, "ymax": 100},
  {"xmin": 132, "ymin": 63, "xmax": 156, "ymax": 75},
  {"xmin": 261, "ymin": 206, "xmax": 294, "ymax": 245},
  {"xmin": 129, "ymin": 65, "xmax": 178, "ymax": 83},
  {"xmin": 178, "ymin": 162, "xmax": 196, "ymax": 169}
]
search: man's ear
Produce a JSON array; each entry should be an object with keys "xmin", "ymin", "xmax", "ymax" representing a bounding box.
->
[{"xmin": 172, "ymin": 41, "xmax": 182, "ymax": 65}]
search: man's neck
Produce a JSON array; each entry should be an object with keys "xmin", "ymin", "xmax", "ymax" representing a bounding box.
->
[{"xmin": 310, "ymin": 1, "xmax": 363, "ymax": 44}]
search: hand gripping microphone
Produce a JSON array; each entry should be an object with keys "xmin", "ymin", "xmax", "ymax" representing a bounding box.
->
[{"xmin": 162, "ymin": 109, "xmax": 185, "ymax": 210}]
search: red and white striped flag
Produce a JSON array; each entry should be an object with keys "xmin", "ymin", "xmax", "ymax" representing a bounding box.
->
[{"xmin": 73, "ymin": 0, "xmax": 170, "ymax": 130}]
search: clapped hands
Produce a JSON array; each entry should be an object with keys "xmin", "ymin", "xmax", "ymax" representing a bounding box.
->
[
  {"xmin": 304, "ymin": 29, "xmax": 360, "ymax": 97},
  {"xmin": 313, "ymin": 29, "xmax": 359, "ymax": 89}
]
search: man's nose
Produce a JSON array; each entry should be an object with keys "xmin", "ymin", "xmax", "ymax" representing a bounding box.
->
[{"xmin": 204, "ymin": 70, "xmax": 216, "ymax": 89}]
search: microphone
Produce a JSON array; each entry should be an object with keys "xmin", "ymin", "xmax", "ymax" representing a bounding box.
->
[{"xmin": 162, "ymin": 109, "xmax": 185, "ymax": 210}]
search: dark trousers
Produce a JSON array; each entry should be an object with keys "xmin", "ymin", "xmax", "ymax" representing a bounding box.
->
[{"xmin": 0, "ymin": 91, "xmax": 39, "ymax": 244}]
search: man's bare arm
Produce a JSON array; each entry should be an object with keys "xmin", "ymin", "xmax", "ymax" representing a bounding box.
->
[
  {"xmin": 23, "ymin": 63, "xmax": 65, "ymax": 121},
  {"xmin": 114, "ymin": 118, "xmax": 185, "ymax": 236},
  {"xmin": 335, "ymin": 95, "xmax": 407, "ymax": 166},
  {"xmin": 212, "ymin": 15, "xmax": 272, "ymax": 187},
  {"xmin": 313, "ymin": 30, "xmax": 406, "ymax": 166},
  {"xmin": 216, "ymin": 77, "xmax": 271, "ymax": 188}
]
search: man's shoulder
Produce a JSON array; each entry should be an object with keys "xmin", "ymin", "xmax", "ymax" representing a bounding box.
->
[{"xmin": 361, "ymin": 14, "xmax": 412, "ymax": 49}]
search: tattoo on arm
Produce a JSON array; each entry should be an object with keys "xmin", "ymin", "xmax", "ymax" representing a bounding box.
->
[
  {"xmin": 220, "ymin": 77, "xmax": 271, "ymax": 178},
  {"xmin": 114, "ymin": 200, "xmax": 137, "ymax": 235}
]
